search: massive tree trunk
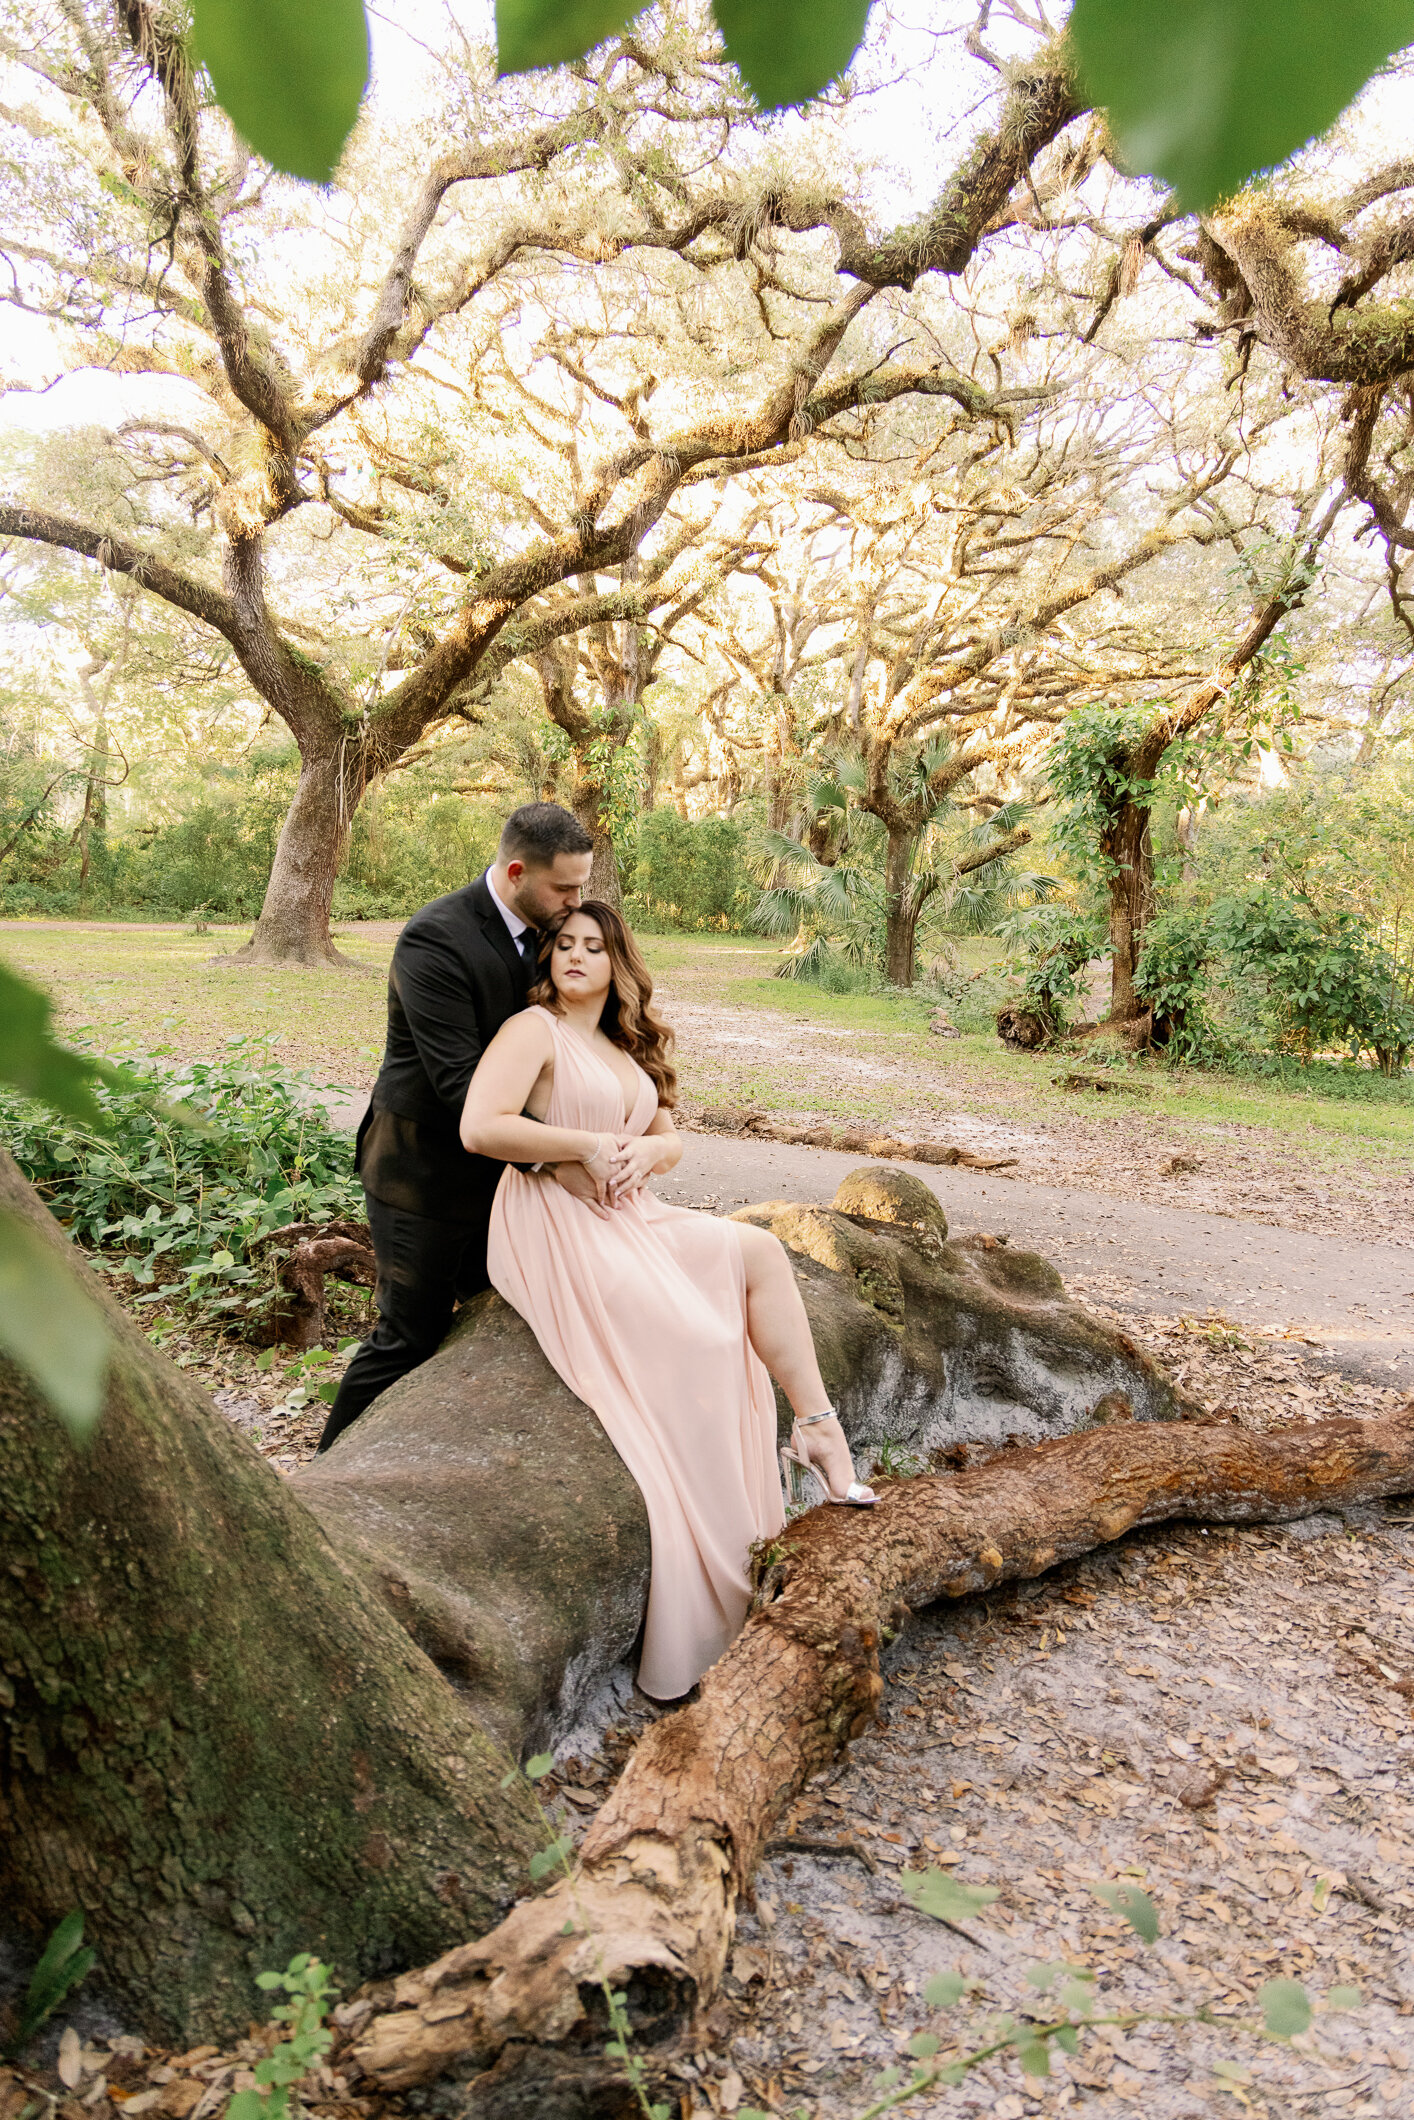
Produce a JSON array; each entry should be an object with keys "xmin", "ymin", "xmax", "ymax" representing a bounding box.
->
[
  {"xmin": 0, "ymin": 1155, "xmax": 538, "ymax": 2044},
  {"xmin": 352, "ymin": 1400, "xmax": 1414, "ymax": 2105},
  {"xmin": 222, "ymin": 742, "xmax": 366, "ymax": 969},
  {"xmin": 571, "ymin": 780, "xmax": 622, "ymax": 907},
  {"xmin": 1104, "ymin": 795, "xmax": 1155, "ymax": 1021}
]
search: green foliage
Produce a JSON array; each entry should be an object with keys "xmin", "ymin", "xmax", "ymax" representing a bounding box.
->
[
  {"xmin": 713, "ymin": 0, "xmax": 872, "ymax": 109},
  {"xmin": 1046, "ymin": 703, "xmax": 1165, "ymax": 893},
  {"xmin": 1071, "ymin": 0, "xmax": 1414, "ymax": 211},
  {"xmin": 0, "ymin": 959, "xmax": 127, "ymax": 1436},
  {"xmin": 0, "ymin": 1207, "xmax": 109, "ymax": 1442},
  {"xmin": 1134, "ymin": 908, "xmax": 1215, "ymax": 1060},
  {"xmin": 495, "ymin": 0, "xmax": 636, "ymax": 76},
  {"xmin": 225, "ymin": 1954, "xmax": 338, "ymax": 2120},
  {"xmin": 1048, "ymin": 663, "xmax": 1302, "ymax": 905},
  {"xmin": 497, "ymin": 0, "xmax": 868, "ymax": 108},
  {"xmin": 0, "ymin": 959, "xmax": 110, "ymax": 1123},
  {"xmin": 1257, "ymin": 1975, "xmax": 1311, "ymax": 2038},
  {"xmin": 1090, "ymin": 1880, "xmax": 1160, "ymax": 1943},
  {"xmin": 1211, "ymin": 885, "xmax": 1414, "ymax": 1074},
  {"xmin": 899, "ymin": 1866, "xmax": 1000, "ymax": 1924},
  {"xmin": 0, "ymin": 1039, "xmax": 362, "ymax": 1331},
  {"xmin": 1190, "ymin": 759, "xmax": 1414, "ymax": 969},
  {"xmin": 0, "ymin": 769, "xmax": 504, "ymax": 924},
  {"xmin": 1000, "ymin": 904, "xmax": 1102, "ymax": 1037},
  {"xmin": 751, "ymin": 823, "xmax": 885, "ymax": 981},
  {"xmin": 750, "ymin": 751, "xmax": 1053, "ymax": 987},
  {"xmin": 192, "ymin": 0, "xmax": 369, "ymax": 185},
  {"xmin": 629, "ymin": 808, "xmax": 750, "ymax": 930},
  {"xmin": 1, "ymin": 1911, "xmax": 96, "ymax": 2060}
]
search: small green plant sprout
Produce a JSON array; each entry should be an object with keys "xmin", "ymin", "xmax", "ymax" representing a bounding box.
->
[
  {"xmin": 256, "ymin": 1343, "xmax": 360, "ymax": 1410},
  {"xmin": 827, "ymin": 1869, "xmax": 1370, "ymax": 2118},
  {"xmin": 2, "ymin": 1910, "xmax": 96, "ymax": 2059},
  {"xmin": 869, "ymin": 1440, "xmax": 929, "ymax": 1482},
  {"xmin": 225, "ymin": 1954, "xmax": 338, "ymax": 2120}
]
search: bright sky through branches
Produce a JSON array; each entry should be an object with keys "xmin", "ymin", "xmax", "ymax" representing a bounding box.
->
[{"xmin": 0, "ymin": 0, "xmax": 971, "ymax": 434}]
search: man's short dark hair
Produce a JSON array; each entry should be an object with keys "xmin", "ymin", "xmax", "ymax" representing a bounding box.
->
[{"xmin": 498, "ymin": 802, "xmax": 593, "ymax": 868}]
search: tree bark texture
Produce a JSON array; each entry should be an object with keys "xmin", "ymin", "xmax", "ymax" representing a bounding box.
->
[
  {"xmin": 0, "ymin": 1156, "xmax": 538, "ymax": 2045},
  {"xmin": 883, "ymin": 823, "xmax": 919, "ymax": 988},
  {"xmin": 351, "ymin": 1402, "xmax": 1414, "ymax": 2102},
  {"xmin": 221, "ymin": 744, "xmax": 366, "ymax": 968},
  {"xmin": 571, "ymin": 781, "xmax": 622, "ymax": 908},
  {"xmin": 1104, "ymin": 798, "xmax": 1154, "ymax": 1021}
]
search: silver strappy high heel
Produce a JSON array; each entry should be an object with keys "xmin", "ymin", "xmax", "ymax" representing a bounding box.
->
[{"xmin": 780, "ymin": 1408, "xmax": 878, "ymax": 1508}]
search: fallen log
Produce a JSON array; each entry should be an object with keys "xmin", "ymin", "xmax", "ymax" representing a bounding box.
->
[{"xmin": 350, "ymin": 1404, "xmax": 1414, "ymax": 2097}]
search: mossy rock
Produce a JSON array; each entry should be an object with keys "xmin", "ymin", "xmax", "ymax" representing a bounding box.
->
[
  {"xmin": 732, "ymin": 1200, "xmax": 1186, "ymax": 1459},
  {"xmin": 833, "ymin": 1163, "xmax": 949, "ymax": 1241},
  {"xmin": 296, "ymin": 1293, "xmax": 652, "ymax": 1755}
]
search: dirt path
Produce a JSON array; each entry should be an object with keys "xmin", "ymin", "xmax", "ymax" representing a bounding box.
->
[
  {"xmin": 657, "ymin": 1134, "xmax": 1414, "ymax": 1390},
  {"xmin": 651, "ymin": 976, "xmax": 1414, "ymax": 1256}
]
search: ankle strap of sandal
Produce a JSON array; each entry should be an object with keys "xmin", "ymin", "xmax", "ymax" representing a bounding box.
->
[{"xmin": 796, "ymin": 1407, "xmax": 839, "ymax": 1427}]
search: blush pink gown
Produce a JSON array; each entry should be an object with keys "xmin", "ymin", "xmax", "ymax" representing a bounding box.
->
[{"xmin": 487, "ymin": 1007, "xmax": 785, "ymax": 1699}]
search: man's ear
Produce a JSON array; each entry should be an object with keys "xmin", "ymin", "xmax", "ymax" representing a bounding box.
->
[{"xmin": 505, "ymin": 860, "xmax": 525, "ymax": 884}]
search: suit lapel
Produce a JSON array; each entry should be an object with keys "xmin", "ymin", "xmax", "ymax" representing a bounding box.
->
[{"xmin": 468, "ymin": 871, "xmax": 530, "ymax": 992}]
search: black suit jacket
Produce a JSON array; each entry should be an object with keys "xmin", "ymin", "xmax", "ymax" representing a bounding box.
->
[{"xmin": 356, "ymin": 872, "xmax": 534, "ymax": 1224}]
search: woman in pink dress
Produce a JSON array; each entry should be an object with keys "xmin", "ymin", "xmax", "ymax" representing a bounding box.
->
[{"xmin": 461, "ymin": 901, "xmax": 874, "ymax": 1701}]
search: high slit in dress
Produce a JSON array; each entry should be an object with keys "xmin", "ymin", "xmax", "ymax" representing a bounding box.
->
[{"xmin": 487, "ymin": 1007, "xmax": 785, "ymax": 1698}]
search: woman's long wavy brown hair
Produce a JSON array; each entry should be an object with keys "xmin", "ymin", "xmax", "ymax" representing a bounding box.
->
[{"xmin": 527, "ymin": 900, "xmax": 678, "ymax": 1108}]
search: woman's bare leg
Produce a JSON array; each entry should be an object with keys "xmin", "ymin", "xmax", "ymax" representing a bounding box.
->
[{"xmin": 735, "ymin": 1224, "xmax": 873, "ymax": 1499}]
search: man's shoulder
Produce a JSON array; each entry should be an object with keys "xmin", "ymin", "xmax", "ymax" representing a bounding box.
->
[{"xmin": 396, "ymin": 876, "xmax": 491, "ymax": 949}]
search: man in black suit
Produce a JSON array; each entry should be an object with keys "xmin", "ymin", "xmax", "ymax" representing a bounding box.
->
[{"xmin": 317, "ymin": 802, "xmax": 594, "ymax": 1450}]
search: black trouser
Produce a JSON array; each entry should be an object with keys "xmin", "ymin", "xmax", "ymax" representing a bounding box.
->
[{"xmin": 316, "ymin": 1193, "xmax": 492, "ymax": 1452}]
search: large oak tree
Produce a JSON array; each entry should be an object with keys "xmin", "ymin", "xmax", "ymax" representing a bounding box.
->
[{"xmin": 0, "ymin": 0, "xmax": 1086, "ymax": 962}]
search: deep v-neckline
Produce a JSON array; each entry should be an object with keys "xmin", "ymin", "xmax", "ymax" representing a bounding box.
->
[{"xmin": 551, "ymin": 1011, "xmax": 643, "ymax": 1127}]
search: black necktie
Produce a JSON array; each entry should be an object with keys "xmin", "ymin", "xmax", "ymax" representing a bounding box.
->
[{"xmin": 519, "ymin": 928, "xmax": 539, "ymax": 978}]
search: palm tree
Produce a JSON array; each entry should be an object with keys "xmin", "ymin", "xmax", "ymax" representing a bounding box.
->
[{"xmin": 750, "ymin": 741, "xmax": 1057, "ymax": 986}]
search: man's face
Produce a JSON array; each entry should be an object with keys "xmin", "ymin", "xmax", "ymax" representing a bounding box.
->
[{"xmin": 505, "ymin": 852, "xmax": 592, "ymax": 928}]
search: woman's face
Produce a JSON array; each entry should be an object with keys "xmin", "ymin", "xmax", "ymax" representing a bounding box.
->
[{"xmin": 550, "ymin": 912, "xmax": 613, "ymax": 1005}]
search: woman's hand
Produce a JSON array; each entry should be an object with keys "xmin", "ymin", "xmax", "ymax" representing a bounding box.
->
[
  {"xmin": 606, "ymin": 1135, "xmax": 661, "ymax": 1206},
  {"xmin": 583, "ymin": 1134, "xmax": 616, "ymax": 1205}
]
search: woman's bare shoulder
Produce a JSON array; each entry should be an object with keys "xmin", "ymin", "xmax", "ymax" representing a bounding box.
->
[{"xmin": 487, "ymin": 1008, "xmax": 556, "ymax": 1058}]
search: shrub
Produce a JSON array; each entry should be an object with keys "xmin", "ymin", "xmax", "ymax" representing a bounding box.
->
[
  {"xmin": 1210, "ymin": 886, "xmax": 1414, "ymax": 1075},
  {"xmin": 629, "ymin": 808, "xmax": 749, "ymax": 930},
  {"xmin": 0, "ymin": 1039, "xmax": 362, "ymax": 1328},
  {"xmin": 1002, "ymin": 905, "xmax": 1102, "ymax": 1038},
  {"xmin": 1134, "ymin": 909, "xmax": 1216, "ymax": 1061}
]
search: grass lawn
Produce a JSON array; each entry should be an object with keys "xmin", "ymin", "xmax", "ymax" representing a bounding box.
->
[
  {"xmin": 642, "ymin": 930, "xmax": 1414, "ymax": 1168},
  {"xmin": 1, "ymin": 920, "xmax": 392, "ymax": 1084},
  {"xmin": 6, "ymin": 918, "xmax": 1414, "ymax": 1172}
]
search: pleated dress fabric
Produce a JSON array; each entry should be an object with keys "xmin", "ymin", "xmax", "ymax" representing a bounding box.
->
[{"xmin": 487, "ymin": 1006, "xmax": 784, "ymax": 1699}]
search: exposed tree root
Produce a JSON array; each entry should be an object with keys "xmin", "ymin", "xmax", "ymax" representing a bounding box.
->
[
  {"xmin": 260, "ymin": 1219, "xmax": 377, "ymax": 1349},
  {"xmin": 349, "ymin": 1406, "xmax": 1414, "ymax": 2094},
  {"xmin": 208, "ymin": 938, "xmax": 367, "ymax": 972}
]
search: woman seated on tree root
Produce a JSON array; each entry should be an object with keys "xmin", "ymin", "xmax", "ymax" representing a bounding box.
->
[{"xmin": 460, "ymin": 899, "xmax": 875, "ymax": 1700}]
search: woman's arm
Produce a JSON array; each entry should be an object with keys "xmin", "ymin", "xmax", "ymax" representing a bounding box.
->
[
  {"xmin": 640, "ymin": 1106, "xmax": 683, "ymax": 1175},
  {"xmin": 606, "ymin": 1107, "xmax": 682, "ymax": 1203},
  {"xmin": 460, "ymin": 1016, "xmax": 612, "ymax": 1178}
]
